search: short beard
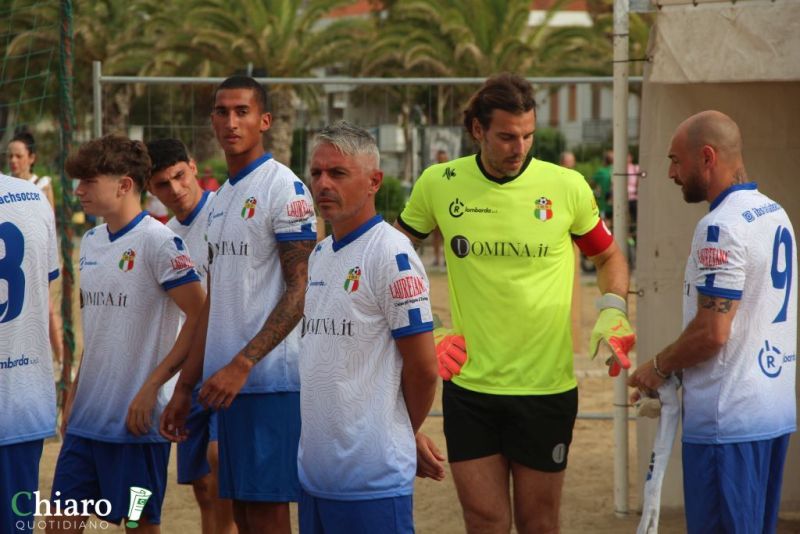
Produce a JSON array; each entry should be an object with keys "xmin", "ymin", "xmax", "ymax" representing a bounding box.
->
[{"xmin": 682, "ymin": 171, "xmax": 706, "ymax": 203}]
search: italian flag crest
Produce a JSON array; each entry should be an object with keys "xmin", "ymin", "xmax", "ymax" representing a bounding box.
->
[
  {"xmin": 534, "ymin": 197, "xmax": 553, "ymax": 221},
  {"xmin": 119, "ymin": 249, "xmax": 136, "ymax": 272},
  {"xmin": 344, "ymin": 266, "xmax": 362, "ymax": 293},
  {"xmin": 241, "ymin": 197, "xmax": 257, "ymax": 219}
]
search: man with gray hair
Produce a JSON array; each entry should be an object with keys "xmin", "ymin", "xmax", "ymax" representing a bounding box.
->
[{"xmin": 298, "ymin": 121, "xmax": 442, "ymax": 533}]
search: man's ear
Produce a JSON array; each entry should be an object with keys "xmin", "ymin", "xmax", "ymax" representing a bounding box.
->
[
  {"xmin": 260, "ymin": 112, "xmax": 272, "ymax": 134},
  {"xmin": 701, "ymin": 145, "xmax": 717, "ymax": 169},
  {"xmin": 369, "ymin": 170, "xmax": 384, "ymax": 195},
  {"xmin": 118, "ymin": 175, "xmax": 135, "ymax": 196},
  {"xmin": 472, "ymin": 118, "xmax": 484, "ymax": 142}
]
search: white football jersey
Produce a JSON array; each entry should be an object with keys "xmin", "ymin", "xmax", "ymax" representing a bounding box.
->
[
  {"xmin": 205, "ymin": 154, "xmax": 316, "ymax": 393},
  {"xmin": 0, "ymin": 174, "xmax": 59, "ymax": 445},
  {"xmin": 70, "ymin": 213, "xmax": 200, "ymax": 443},
  {"xmin": 299, "ymin": 217, "xmax": 434, "ymax": 499},
  {"xmin": 167, "ymin": 190, "xmax": 214, "ymax": 287},
  {"xmin": 683, "ymin": 183, "xmax": 797, "ymax": 444}
]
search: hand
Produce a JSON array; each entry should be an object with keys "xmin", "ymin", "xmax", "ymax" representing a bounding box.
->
[
  {"xmin": 159, "ymin": 385, "xmax": 193, "ymax": 442},
  {"xmin": 434, "ymin": 328, "xmax": 467, "ymax": 381},
  {"xmin": 590, "ymin": 307, "xmax": 635, "ymax": 377},
  {"xmin": 627, "ymin": 359, "xmax": 665, "ymax": 394},
  {"xmin": 415, "ymin": 432, "xmax": 446, "ymax": 481},
  {"xmin": 199, "ymin": 354, "xmax": 252, "ymax": 409},
  {"xmin": 126, "ymin": 383, "xmax": 159, "ymax": 436}
]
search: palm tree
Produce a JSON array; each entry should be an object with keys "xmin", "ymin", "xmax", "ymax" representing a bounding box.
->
[
  {"xmin": 157, "ymin": 0, "xmax": 371, "ymax": 165},
  {"xmin": 4, "ymin": 0, "xmax": 160, "ymax": 134}
]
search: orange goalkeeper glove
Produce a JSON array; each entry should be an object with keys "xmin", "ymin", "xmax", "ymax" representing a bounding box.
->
[
  {"xmin": 590, "ymin": 294, "xmax": 635, "ymax": 377},
  {"xmin": 434, "ymin": 328, "xmax": 467, "ymax": 380}
]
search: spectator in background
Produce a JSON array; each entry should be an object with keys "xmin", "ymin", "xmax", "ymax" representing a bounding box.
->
[
  {"xmin": 627, "ymin": 153, "xmax": 640, "ymax": 230},
  {"xmin": 7, "ymin": 130, "xmax": 64, "ymax": 370},
  {"xmin": 198, "ymin": 166, "xmax": 220, "ymax": 192},
  {"xmin": 145, "ymin": 191, "xmax": 170, "ymax": 224},
  {"xmin": 592, "ymin": 150, "xmax": 613, "ymax": 220},
  {"xmin": 559, "ymin": 151, "xmax": 576, "ymax": 169}
]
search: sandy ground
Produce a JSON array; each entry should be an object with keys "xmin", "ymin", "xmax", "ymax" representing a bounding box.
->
[{"xmin": 35, "ymin": 256, "xmax": 800, "ymax": 533}]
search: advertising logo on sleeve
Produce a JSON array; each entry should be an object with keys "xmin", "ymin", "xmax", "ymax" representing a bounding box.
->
[
  {"xmin": 344, "ymin": 266, "xmax": 361, "ymax": 293},
  {"xmin": 118, "ymin": 249, "xmax": 136, "ymax": 272},
  {"xmin": 286, "ymin": 198, "xmax": 314, "ymax": 219},
  {"xmin": 241, "ymin": 197, "xmax": 257, "ymax": 219},
  {"xmin": 534, "ymin": 197, "xmax": 553, "ymax": 221}
]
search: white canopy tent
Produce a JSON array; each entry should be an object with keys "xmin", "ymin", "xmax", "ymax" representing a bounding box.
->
[{"xmin": 636, "ymin": 0, "xmax": 800, "ymax": 511}]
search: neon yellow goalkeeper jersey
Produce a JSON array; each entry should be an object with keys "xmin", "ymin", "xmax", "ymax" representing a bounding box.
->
[{"xmin": 398, "ymin": 154, "xmax": 600, "ymax": 395}]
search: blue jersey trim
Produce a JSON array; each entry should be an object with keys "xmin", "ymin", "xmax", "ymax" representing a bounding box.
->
[
  {"xmin": 48, "ymin": 268, "xmax": 60, "ymax": 281},
  {"xmin": 331, "ymin": 215, "xmax": 383, "ymax": 252},
  {"xmin": 293, "ymin": 181, "xmax": 305, "ymax": 195},
  {"xmin": 229, "ymin": 153, "xmax": 273, "ymax": 186},
  {"xmin": 391, "ymin": 322, "xmax": 434, "ymax": 339},
  {"xmin": 706, "ymin": 225, "xmax": 720, "ymax": 243},
  {"xmin": 108, "ymin": 211, "xmax": 148, "ymax": 242},
  {"xmin": 178, "ymin": 190, "xmax": 211, "ymax": 227},
  {"xmin": 162, "ymin": 270, "xmax": 201, "ymax": 291},
  {"xmin": 275, "ymin": 230, "xmax": 317, "ymax": 242},
  {"xmin": 709, "ymin": 182, "xmax": 757, "ymax": 211},
  {"xmin": 696, "ymin": 285, "xmax": 743, "ymax": 300}
]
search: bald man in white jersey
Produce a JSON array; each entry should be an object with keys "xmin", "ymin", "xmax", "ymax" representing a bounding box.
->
[{"xmin": 629, "ymin": 110, "xmax": 797, "ymax": 533}]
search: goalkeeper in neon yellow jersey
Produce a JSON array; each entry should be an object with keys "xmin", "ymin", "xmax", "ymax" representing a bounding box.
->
[{"xmin": 394, "ymin": 73, "xmax": 634, "ymax": 533}]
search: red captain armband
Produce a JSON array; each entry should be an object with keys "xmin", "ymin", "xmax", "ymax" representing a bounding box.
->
[{"xmin": 573, "ymin": 219, "xmax": 614, "ymax": 257}]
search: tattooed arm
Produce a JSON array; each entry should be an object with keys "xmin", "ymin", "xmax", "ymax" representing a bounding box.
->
[
  {"xmin": 628, "ymin": 293, "xmax": 740, "ymax": 392},
  {"xmin": 198, "ymin": 239, "xmax": 315, "ymax": 409}
]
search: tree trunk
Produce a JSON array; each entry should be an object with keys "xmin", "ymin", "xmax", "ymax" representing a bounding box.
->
[
  {"xmin": 102, "ymin": 85, "xmax": 133, "ymax": 136},
  {"xmin": 265, "ymin": 86, "xmax": 297, "ymax": 168}
]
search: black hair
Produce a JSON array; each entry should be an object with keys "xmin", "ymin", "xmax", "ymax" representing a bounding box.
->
[
  {"xmin": 10, "ymin": 130, "xmax": 36, "ymax": 155},
  {"xmin": 146, "ymin": 138, "xmax": 191, "ymax": 173},
  {"xmin": 213, "ymin": 76, "xmax": 268, "ymax": 112}
]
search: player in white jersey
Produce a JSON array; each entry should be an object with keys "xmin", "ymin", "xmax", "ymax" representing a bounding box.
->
[
  {"xmin": 146, "ymin": 138, "xmax": 235, "ymax": 534},
  {"xmin": 0, "ymin": 173, "xmax": 59, "ymax": 534},
  {"xmin": 299, "ymin": 122, "xmax": 441, "ymax": 534},
  {"xmin": 49, "ymin": 135, "xmax": 205, "ymax": 533},
  {"xmin": 160, "ymin": 76, "xmax": 316, "ymax": 534},
  {"xmin": 7, "ymin": 130, "xmax": 64, "ymax": 371},
  {"xmin": 629, "ymin": 111, "xmax": 797, "ymax": 533}
]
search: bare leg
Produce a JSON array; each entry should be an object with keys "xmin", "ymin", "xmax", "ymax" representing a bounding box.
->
[
  {"xmin": 511, "ymin": 461, "xmax": 565, "ymax": 534},
  {"xmin": 207, "ymin": 440, "xmax": 237, "ymax": 534},
  {"xmin": 450, "ymin": 454, "xmax": 512, "ymax": 534},
  {"xmin": 232, "ymin": 501, "xmax": 290, "ymax": 534}
]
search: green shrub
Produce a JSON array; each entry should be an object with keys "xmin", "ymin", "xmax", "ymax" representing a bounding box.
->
[
  {"xmin": 375, "ymin": 175, "xmax": 407, "ymax": 223},
  {"xmin": 531, "ymin": 128, "xmax": 566, "ymax": 164}
]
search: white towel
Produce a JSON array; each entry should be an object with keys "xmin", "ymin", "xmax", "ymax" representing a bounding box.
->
[{"xmin": 637, "ymin": 375, "xmax": 681, "ymax": 534}]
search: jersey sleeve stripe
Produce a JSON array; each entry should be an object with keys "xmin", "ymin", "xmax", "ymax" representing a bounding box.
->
[
  {"xmin": 391, "ymin": 321, "xmax": 434, "ymax": 339},
  {"xmin": 48, "ymin": 269, "xmax": 60, "ymax": 281},
  {"xmin": 696, "ymin": 286, "xmax": 743, "ymax": 300},
  {"xmin": 293, "ymin": 182, "xmax": 305, "ymax": 195},
  {"xmin": 706, "ymin": 225, "xmax": 720, "ymax": 242},
  {"xmin": 395, "ymin": 214, "xmax": 429, "ymax": 241},
  {"xmin": 161, "ymin": 270, "xmax": 201, "ymax": 291},
  {"xmin": 275, "ymin": 229, "xmax": 317, "ymax": 242},
  {"xmin": 391, "ymin": 308, "xmax": 434, "ymax": 338}
]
